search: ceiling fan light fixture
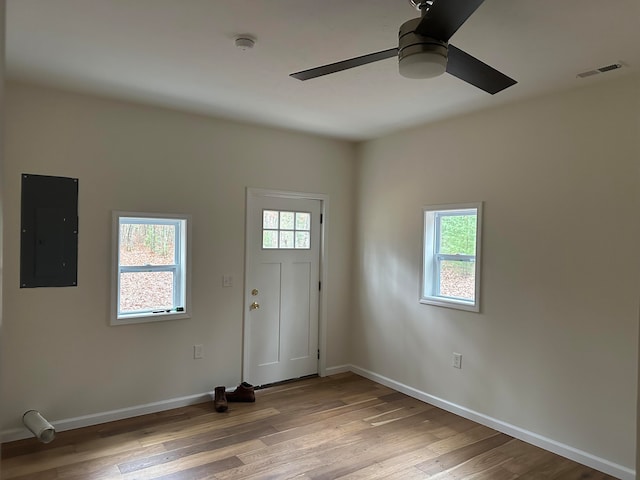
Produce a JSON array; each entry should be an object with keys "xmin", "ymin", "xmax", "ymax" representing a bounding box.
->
[
  {"xmin": 399, "ymin": 49, "xmax": 447, "ymax": 79},
  {"xmin": 398, "ymin": 18, "xmax": 448, "ymax": 79}
]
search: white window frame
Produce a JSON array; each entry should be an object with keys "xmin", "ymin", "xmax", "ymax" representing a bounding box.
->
[
  {"xmin": 421, "ymin": 202, "xmax": 482, "ymax": 312},
  {"xmin": 111, "ymin": 211, "xmax": 191, "ymax": 325}
]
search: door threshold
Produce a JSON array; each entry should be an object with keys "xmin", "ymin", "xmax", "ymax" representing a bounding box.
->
[{"xmin": 254, "ymin": 374, "xmax": 319, "ymax": 390}]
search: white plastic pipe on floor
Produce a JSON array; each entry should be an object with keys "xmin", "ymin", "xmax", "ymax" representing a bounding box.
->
[{"xmin": 22, "ymin": 410, "xmax": 55, "ymax": 443}]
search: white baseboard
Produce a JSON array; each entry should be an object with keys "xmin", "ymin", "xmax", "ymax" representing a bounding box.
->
[
  {"xmin": 1, "ymin": 392, "xmax": 212, "ymax": 443},
  {"xmin": 349, "ymin": 364, "xmax": 635, "ymax": 480},
  {"xmin": 324, "ymin": 364, "xmax": 351, "ymax": 376}
]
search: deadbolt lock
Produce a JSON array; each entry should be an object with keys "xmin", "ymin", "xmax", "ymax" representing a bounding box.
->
[{"xmin": 251, "ymin": 289, "xmax": 259, "ymax": 296}]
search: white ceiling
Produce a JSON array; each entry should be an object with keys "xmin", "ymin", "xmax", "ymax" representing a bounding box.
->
[{"xmin": 5, "ymin": 0, "xmax": 640, "ymax": 141}]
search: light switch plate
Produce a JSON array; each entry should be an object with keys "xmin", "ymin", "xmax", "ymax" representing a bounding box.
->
[
  {"xmin": 194, "ymin": 344, "xmax": 204, "ymax": 359},
  {"xmin": 452, "ymin": 353, "xmax": 462, "ymax": 369}
]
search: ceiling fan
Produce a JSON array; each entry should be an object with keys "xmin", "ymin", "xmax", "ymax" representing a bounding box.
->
[{"xmin": 290, "ymin": 0, "xmax": 516, "ymax": 95}]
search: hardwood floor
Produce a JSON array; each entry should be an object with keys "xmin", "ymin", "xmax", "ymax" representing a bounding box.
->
[{"xmin": 1, "ymin": 373, "xmax": 617, "ymax": 479}]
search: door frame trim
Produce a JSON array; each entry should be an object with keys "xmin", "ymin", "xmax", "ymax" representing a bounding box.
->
[{"xmin": 243, "ymin": 187, "xmax": 329, "ymax": 383}]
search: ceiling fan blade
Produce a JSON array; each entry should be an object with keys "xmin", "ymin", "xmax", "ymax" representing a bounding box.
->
[
  {"xmin": 416, "ymin": 0, "xmax": 485, "ymax": 41},
  {"xmin": 290, "ymin": 48, "xmax": 398, "ymax": 81},
  {"xmin": 446, "ymin": 44, "xmax": 516, "ymax": 94}
]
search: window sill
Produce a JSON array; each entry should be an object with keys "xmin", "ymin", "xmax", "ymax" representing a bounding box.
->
[
  {"xmin": 110, "ymin": 311, "xmax": 191, "ymax": 326},
  {"xmin": 420, "ymin": 296, "xmax": 479, "ymax": 313}
]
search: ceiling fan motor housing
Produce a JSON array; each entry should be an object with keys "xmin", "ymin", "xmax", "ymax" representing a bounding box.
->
[{"xmin": 398, "ymin": 17, "xmax": 448, "ymax": 79}]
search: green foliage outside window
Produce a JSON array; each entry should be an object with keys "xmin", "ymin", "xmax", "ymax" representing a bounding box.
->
[{"xmin": 439, "ymin": 214, "xmax": 477, "ymax": 255}]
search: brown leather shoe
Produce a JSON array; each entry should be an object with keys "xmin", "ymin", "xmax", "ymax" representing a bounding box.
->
[
  {"xmin": 226, "ymin": 382, "xmax": 255, "ymax": 402},
  {"xmin": 213, "ymin": 386, "xmax": 228, "ymax": 412}
]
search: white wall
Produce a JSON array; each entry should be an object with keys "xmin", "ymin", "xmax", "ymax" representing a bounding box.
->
[
  {"xmin": 352, "ymin": 74, "xmax": 640, "ymax": 473},
  {"xmin": 0, "ymin": 82, "xmax": 355, "ymax": 432}
]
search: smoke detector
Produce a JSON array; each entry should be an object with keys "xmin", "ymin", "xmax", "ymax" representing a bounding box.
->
[{"xmin": 235, "ymin": 36, "xmax": 256, "ymax": 51}]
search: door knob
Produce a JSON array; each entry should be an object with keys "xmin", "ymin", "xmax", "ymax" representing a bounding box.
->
[{"xmin": 250, "ymin": 302, "xmax": 260, "ymax": 310}]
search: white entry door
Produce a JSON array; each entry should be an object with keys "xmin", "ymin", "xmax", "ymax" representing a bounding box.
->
[{"xmin": 243, "ymin": 190, "xmax": 322, "ymax": 386}]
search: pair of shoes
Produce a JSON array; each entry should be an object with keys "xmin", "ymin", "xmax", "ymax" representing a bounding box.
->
[
  {"xmin": 213, "ymin": 386, "xmax": 228, "ymax": 412},
  {"xmin": 226, "ymin": 382, "xmax": 255, "ymax": 402}
]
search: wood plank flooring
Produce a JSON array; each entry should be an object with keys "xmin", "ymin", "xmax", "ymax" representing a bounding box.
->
[{"xmin": 1, "ymin": 373, "xmax": 617, "ymax": 479}]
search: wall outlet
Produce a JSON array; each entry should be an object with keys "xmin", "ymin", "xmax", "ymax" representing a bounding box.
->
[
  {"xmin": 194, "ymin": 344, "xmax": 204, "ymax": 359},
  {"xmin": 222, "ymin": 275, "xmax": 233, "ymax": 287},
  {"xmin": 452, "ymin": 352, "xmax": 462, "ymax": 369}
]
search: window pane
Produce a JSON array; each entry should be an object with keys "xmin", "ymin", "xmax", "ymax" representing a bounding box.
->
[
  {"xmin": 439, "ymin": 213, "xmax": 477, "ymax": 255},
  {"xmin": 295, "ymin": 212, "xmax": 311, "ymax": 231},
  {"xmin": 295, "ymin": 231, "xmax": 310, "ymax": 249},
  {"xmin": 280, "ymin": 211, "xmax": 295, "ymax": 230},
  {"xmin": 439, "ymin": 260, "xmax": 475, "ymax": 301},
  {"xmin": 279, "ymin": 230, "xmax": 294, "ymax": 248},
  {"xmin": 120, "ymin": 223, "xmax": 176, "ymax": 266},
  {"xmin": 113, "ymin": 213, "xmax": 190, "ymax": 324},
  {"xmin": 120, "ymin": 271, "xmax": 174, "ymax": 312},
  {"xmin": 263, "ymin": 210, "xmax": 279, "ymax": 229},
  {"xmin": 263, "ymin": 230, "xmax": 278, "ymax": 249}
]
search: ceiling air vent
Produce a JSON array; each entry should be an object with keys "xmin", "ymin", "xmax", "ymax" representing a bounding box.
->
[{"xmin": 577, "ymin": 63, "xmax": 624, "ymax": 79}]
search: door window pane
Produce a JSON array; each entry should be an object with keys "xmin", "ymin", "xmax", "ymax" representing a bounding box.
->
[
  {"xmin": 295, "ymin": 212, "xmax": 311, "ymax": 231},
  {"xmin": 295, "ymin": 231, "xmax": 310, "ymax": 249},
  {"xmin": 263, "ymin": 210, "xmax": 279, "ymax": 229},
  {"xmin": 262, "ymin": 209, "xmax": 312, "ymax": 249},
  {"xmin": 280, "ymin": 211, "xmax": 295, "ymax": 230},
  {"xmin": 279, "ymin": 231, "xmax": 294, "ymax": 248},
  {"xmin": 263, "ymin": 230, "xmax": 278, "ymax": 249}
]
